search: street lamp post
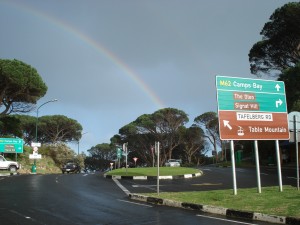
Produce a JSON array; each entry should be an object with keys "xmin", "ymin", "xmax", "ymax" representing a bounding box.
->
[
  {"xmin": 35, "ymin": 99, "xmax": 58, "ymax": 142},
  {"xmin": 32, "ymin": 99, "xmax": 58, "ymax": 173},
  {"xmin": 77, "ymin": 132, "xmax": 88, "ymax": 155}
]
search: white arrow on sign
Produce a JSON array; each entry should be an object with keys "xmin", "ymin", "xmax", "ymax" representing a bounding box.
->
[
  {"xmin": 276, "ymin": 99, "xmax": 283, "ymax": 108},
  {"xmin": 275, "ymin": 84, "xmax": 281, "ymax": 92},
  {"xmin": 223, "ymin": 120, "xmax": 232, "ymax": 130}
]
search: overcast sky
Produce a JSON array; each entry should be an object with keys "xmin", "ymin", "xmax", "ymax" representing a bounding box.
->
[{"xmin": 0, "ymin": 0, "xmax": 293, "ymax": 154}]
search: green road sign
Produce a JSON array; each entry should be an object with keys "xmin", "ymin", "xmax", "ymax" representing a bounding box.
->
[
  {"xmin": 0, "ymin": 138, "xmax": 24, "ymax": 153},
  {"xmin": 117, "ymin": 148, "xmax": 122, "ymax": 159},
  {"xmin": 216, "ymin": 75, "xmax": 289, "ymax": 140},
  {"xmin": 216, "ymin": 76, "xmax": 286, "ymax": 94},
  {"xmin": 216, "ymin": 76, "xmax": 287, "ymax": 112},
  {"xmin": 217, "ymin": 90, "xmax": 287, "ymax": 112}
]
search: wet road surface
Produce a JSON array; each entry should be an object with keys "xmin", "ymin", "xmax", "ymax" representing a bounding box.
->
[{"xmin": 0, "ymin": 169, "xmax": 283, "ymax": 225}]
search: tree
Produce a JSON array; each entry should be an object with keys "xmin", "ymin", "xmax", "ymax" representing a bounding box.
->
[
  {"xmin": 13, "ymin": 115, "xmax": 36, "ymax": 144},
  {"xmin": 118, "ymin": 122, "xmax": 155, "ymax": 166},
  {"xmin": 151, "ymin": 108, "xmax": 189, "ymax": 163},
  {"xmin": 0, "ymin": 115, "xmax": 22, "ymax": 138},
  {"xmin": 278, "ymin": 62, "xmax": 300, "ymax": 111},
  {"xmin": 194, "ymin": 112, "xmax": 220, "ymax": 161},
  {"xmin": 117, "ymin": 108, "xmax": 189, "ymax": 165},
  {"xmin": 180, "ymin": 125, "xmax": 205, "ymax": 164},
  {"xmin": 88, "ymin": 143, "xmax": 115, "ymax": 161},
  {"xmin": 37, "ymin": 115, "xmax": 82, "ymax": 143},
  {"xmin": 248, "ymin": 2, "xmax": 300, "ymax": 77},
  {"xmin": 0, "ymin": 59, "xmax": 47, "ymax": 115},
  {"xmin": 45, "ymin": 143, "xmax": 79, "ymax": 166}
]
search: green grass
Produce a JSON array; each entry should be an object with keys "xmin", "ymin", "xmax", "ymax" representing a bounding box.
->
[
  {"xmin": 144, "ymin": 185, "xmax": 300, "ymax": 218},
  {"xmin": 106, "ymin": 167, "xmax": 200, "ymax": 176}
]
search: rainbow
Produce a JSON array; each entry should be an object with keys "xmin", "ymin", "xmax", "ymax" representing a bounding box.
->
[{"xmin": 6, "ymin": 1, "xmax": 165, "ymax": 109}]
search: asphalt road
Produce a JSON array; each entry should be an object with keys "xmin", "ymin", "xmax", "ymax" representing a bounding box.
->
[
  {"xmin": 118, "ymin": 165, "xmax": 298, "ymax": 193},
  {"xmin": 0, "ymin": 168, "xmax": 289, "ymax": 225}
]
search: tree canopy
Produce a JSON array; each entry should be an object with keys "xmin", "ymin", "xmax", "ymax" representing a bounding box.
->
[
  {"xmin": 180, "ymin": 125, "xmax": 205, "ymax": 164},
  {"xmin": 248, "ymin": 2, "xmax": 300, "ymax": 77},
  {"xmin": 0, "ymin": 115, "xmax": 22, "ymax": 138},
  {"xmin": 0, "ymin": 59, "xmax": 47, "ymax": 115},
  {"xmin": 194, "ymin": 111, "xmax": 220, "ymax": 161},
  {"xmin": 13, "ymin": 114, "xmax": 82, "ymax": 144},
  {"xmin": 133, "ymin": 108, "xmax": 189, "ymax": 164},
  {"xmin": 87, "ymin": 108, "xmax": 218, "ymax": 168},
  {"xmin": 38, "ymin": 115, "xmax": 82, "ymax": 143},
  {"xmin": 278, "ymin": 62, "xmax": 300, "ymax": 111},
  {"xmin": 98, "ymin": 107, "xmax": 210, "ymax": 167}
]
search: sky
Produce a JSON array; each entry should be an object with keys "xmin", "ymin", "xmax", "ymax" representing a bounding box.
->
[{"xmin": 0, "ymin": 0, "xmax": 293, "ymax": 155}]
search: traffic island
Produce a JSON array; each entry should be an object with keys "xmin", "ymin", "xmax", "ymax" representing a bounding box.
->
[
  {"xmin": 104, "ymin": 172, "xmax": 202, "ymax": 180},
  {"xmin": 104, "ymin": 167, "xmax": 203, "ymax": 180}
]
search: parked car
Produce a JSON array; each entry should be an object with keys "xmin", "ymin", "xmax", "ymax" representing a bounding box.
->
[
  {"xmin": 61, "ymin": 162, "xmax": 81, "ymax": 174},
  {"xmin": 165, "ymin": 159, "xmax": 180, "ymax": 167},
  {"xmin": 0, "ymin": 155, "xmax": 20, "ymax": 172}
]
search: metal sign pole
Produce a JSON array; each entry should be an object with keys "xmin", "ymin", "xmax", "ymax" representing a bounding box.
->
[
  {"xmin": 125, "ymin": 144, "xmax": 128, "ymax": 174},
  {"xmin": 254, "ymin": 140, "xmax": 261, "ymax": 193},
  {"xmin": 275, "ymin": 140, "xmax": 283, "ymax": 192},
  {"xmin": 294, "ymin": 115, "xmax": 299, "ymax": 190},
  {"xmin": 152, "ymin": 146, "xmax": 155, "ymax": 167},
  {"xmin": 156, "ymin": 141, "xmax": 160, "ymax": 196},
  {"xmin": 230, "ymin": 140, "xmax": 237, "ymax": 195},
  {"xmin": 124, "ymin": 143, "xmax": 128, "ymax": 174}
]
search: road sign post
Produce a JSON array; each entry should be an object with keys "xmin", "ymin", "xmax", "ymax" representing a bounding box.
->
[
  {"xmin": 216, "ymin": 75, "xmax": 289, "ymax": 194},
  {"xmin": 288, "ymin": 111, "xmax": 300, "ymax": 191},
  {"xmin": 117, "ymin": 147, "xmax": 122, "ymax": 168},
  {"xmin": 216, "ymin": 76, "xmax": 289, "ymax": 140},
  {"xmin": 123, "ymin": 143, "xmax": 128, "ymax": 174},
  {"xmin": 254, "ymin": 140, "xmax": 261, "ymax": 193},
  {"xmin": 133, "ymin": 157, "xmax": 138, "ymax": 167},
  {"xmin": 230, "ymin": 140, "xmax": 237, "ymax": 195},
  {"xmin": 155, "ymin": 141, "xmax": 160, "ymax": 196}
]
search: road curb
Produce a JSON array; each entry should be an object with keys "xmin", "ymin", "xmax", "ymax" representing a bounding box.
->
[
  {"xmin": 129, "ymin": 193, "xmax": 300, "ymax": 224},
  {"xmin": 0, "ymin": 172, "xmax": 19, "ymax": 177},
  {"xmin": 103, "ymin": 171, "xmax": 203, "ymax": 180}
]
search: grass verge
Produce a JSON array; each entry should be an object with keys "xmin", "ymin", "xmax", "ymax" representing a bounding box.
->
[
  {"xmin": 144, "ymin": 185, "xmax": 300, "ymax": 218},
  {"xmin": 0, "ymin": 170, "xmax": 10, "ymax": 174},
  {"xmin": 106, "ymin": 167, "xmax": 200, "ymax": 176}
]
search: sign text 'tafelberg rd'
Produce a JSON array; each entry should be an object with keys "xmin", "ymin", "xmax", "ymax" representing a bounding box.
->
[{"xmin": 216, "ymin": 76, "xmax": 289, "ymax": 140}]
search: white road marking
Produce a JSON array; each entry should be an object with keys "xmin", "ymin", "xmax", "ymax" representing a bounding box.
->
[
  {"xmin": 196, "ymin": 214, "xmax": 258, "ymax": 225},
  {"xmin": 113, "ymin": 178, "xmax": 131, "ymax": 196},
  {"xmin": 117, "ymin": 199, "xmax": 152, "ymax": 207},
  {"xmin": 132, "ymin": 184, "xmax": 163, "ymax": 188},
  {"xmin": 83, "ymin": 174, "xmax": 89, "ymax": 176},
  {"xmin": 10, "ymin": 210, "xmax": 37, "ymax": 222}
]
